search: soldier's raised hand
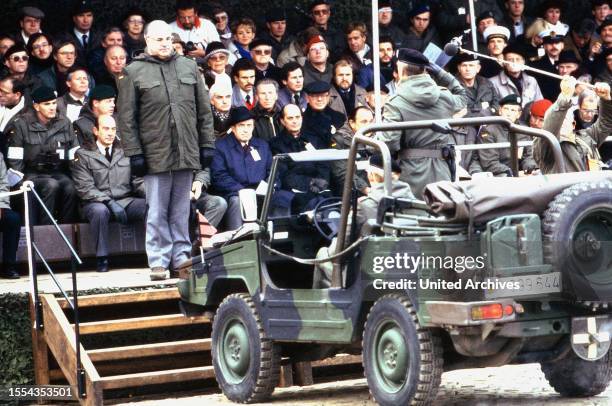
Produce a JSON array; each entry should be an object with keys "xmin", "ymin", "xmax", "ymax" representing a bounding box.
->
[
  {"xmin": 560, "ymin": 75, "xmax": 577, "ymax": 98},
  {"xmin": 594, "ymin": 82, "xmax": 612, "ymax": 101}
]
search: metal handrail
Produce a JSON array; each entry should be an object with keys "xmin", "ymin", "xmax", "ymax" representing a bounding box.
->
[
  {"xmin": 332, "ymin": 117, "xmax": 566, "ymax": 289},
  {"xmin": 22, "ymin": 180, "xmax": 86, "ymax": 399}
]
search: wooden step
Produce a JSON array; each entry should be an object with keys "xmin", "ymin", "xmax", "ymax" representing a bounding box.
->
[
  {"xmin": 76, "ymin": 314, "xmax": 210, "ymax": 335},
  {"xmin": 88, "ymin": 338, "xmax": 211, "ymax": 362},
  {"xmin": 99, "ymin": 366, "xmax": 215, "ymax": 389},
  {"xmin": 58, "ymin": 288, "xmax": 179, "ymax": 309}
]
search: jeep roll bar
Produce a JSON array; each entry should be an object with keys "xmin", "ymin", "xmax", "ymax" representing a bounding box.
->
[{"xmin": 331, "ymin": 117, "xmax": 566, "ymax": 288}]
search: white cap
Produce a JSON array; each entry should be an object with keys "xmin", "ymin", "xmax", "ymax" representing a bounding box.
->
[{"xmin": 484, "ymin": 25, "xmax": 511, "ymax": 42}]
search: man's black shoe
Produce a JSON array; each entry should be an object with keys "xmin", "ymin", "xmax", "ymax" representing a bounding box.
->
[
  {"xmin": 1, "ymin": 267, "xmax": 20, "ymax": 279},
  {"xmin": 97, "ymin": 257, "xmax": 109, "ymax": 273}
]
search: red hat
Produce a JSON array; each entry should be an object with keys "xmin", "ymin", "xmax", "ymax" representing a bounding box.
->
[
  {"xmin": 530, "ymin": 99, "xmax": 553, "ymax": 117},
  {"xmin": 305, "ymin": 35, "xmax": 326, "ymax": 52}
]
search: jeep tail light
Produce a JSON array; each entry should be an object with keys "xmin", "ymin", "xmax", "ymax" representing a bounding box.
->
[{"xmin": 471, "ymin": 303, "xmax": 503, "ymax": 321}]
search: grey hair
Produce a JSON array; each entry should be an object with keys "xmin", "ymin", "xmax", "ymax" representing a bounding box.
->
[{"xmin": 256, "ymin": 79, "xmax": 279, "ymax": 93}]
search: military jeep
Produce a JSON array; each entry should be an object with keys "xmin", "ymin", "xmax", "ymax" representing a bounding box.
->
[{"xmin": 177, "ymin": 117, "xmax": 612, "ymax": 405}]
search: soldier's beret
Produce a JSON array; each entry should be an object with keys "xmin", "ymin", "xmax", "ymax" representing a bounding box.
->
[
  {"xmin": 4, "ymin": 45, "xmax": 28, "ymax": 61},
  {"xmin": 20, "ymin": 6, "xmax": 45, "ymax": 20},
  {"xmin": 477, "ymin": 11, "xmax": 496, "ymax": 24},
  {"xmin": 228, "ymin": 106, "xmax": 254, "ymax": 127},
  {"xmin": 304, "ymin": 81, "xmax": 331, "ymax": 94},
  {"xmin": 72, "ymin": 0, "xmax": 94, "ymax": 16},
  {"xmin": 90, "ymin": 85, "xmax": 116, "ymax": 101},
  {"xmin": 396, "ymin": 48, "xmax": 429, "ymax": 66},
  {"xmin": 369, "ymin": 154, "xmax": 401, "ymax": 173},
  {"xmin": 250, "ymin": 38, "xmax": 273, "ymax": 50},
  {"xmin": 454, "ymin": 52, "xmax": 479, "ymax": 65},
  {"xmin": 407, "ymin": 3, "xmax": 430, "ymax": 19},
  {"xmin": 266, "ymin": 8, "xmax": 286, "ymax": 23},
  {"xmin": 530, "ymin": 99, "xmax": 553, "ymax": 117},
  {"xmin": 499, "ymin": 94, "xmax": 522, "ymax": 106},
  {"xmin": 32, "ymin": 86, "xmax": 57, "ymax": 104}
]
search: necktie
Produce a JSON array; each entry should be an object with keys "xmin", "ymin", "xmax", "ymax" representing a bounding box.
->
[
  {"xmin": 245, "ymin": 94, "xmax": 253, "ymax": 109},
  {"xmin": 82, "ymin": 34, "xmax": 88, "ymax": 48},
  {"xmin": 293, "ymin": 93, "xmax": 300, "ymax": 106},
  {"xmin": 105, "ymin": 147, "xmax": 111, "ymax": 162}
]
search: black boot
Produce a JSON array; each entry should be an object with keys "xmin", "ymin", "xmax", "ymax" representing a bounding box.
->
[
  {"xmin": 97, "ymin": 257, "xmax": 109, "ymax": 273},
  {"xmin": 1, "ymin": 266, "xmax": 20, "ymax": 279}
]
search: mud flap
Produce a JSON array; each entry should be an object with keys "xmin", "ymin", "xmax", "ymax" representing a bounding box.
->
[{"xmin": 571, "ymin": 316, "xmax": 612, "ymax": 361}]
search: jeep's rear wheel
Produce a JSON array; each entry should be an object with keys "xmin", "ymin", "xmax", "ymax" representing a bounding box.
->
[
  {"xmin": 211, "ymin": 293, "xmax": 280, "ymax": 403},
  {"xmin": 541, "ymin": 346, "xmax": 612, "ymax": 397},
  {"xmin": 542, "ymin": 181, "xmax": 612, "ymax": 304},
  {"xmin": 362, "ymin": 294, "xmax": 442, "ymax": 406}
]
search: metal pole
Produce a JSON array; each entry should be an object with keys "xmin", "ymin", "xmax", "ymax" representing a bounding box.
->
[
  {"xmin": 71, "ymin": 257, "xmax": 86, "ymax": 398},
  {"xmin": 372, "ymin": 0, "xmax": 382, "ymax": 123},
  {"xmin": 468, "ymin": 0, "xmax": 478, "ymax": 51},
  {"xmin": 23, "ymin": 181, "xmax": 42, "ymax": 329}
]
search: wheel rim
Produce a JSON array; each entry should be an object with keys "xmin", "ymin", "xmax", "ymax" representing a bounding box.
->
[
  {"xmin": 571, "ymin": 209, "xmax": 612, "ymax": 285},
  {"xmin": 371, "ymin": 319, "xmax": 409, "ymax": 393},
  {"xmin": 218, "ymin": 318, "xmax": 251, "ymax": 384}
]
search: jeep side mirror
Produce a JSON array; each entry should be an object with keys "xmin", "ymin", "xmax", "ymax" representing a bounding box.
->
[{"xmin": 239, "ymin": 188, "xmax": 258, "ymax": 222}]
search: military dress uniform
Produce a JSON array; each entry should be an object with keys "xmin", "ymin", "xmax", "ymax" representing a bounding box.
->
[{"xmin": 6, "ymin": 105, "xmax": 79, "ymax": 225}]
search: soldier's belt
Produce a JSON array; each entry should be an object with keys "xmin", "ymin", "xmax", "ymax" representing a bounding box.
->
[{"xmin": 399, "ymin": 148, "xmax": 444, "ymax": 160}]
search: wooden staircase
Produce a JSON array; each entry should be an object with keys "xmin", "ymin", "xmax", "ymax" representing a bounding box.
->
[{"xmin": 31, "ymin": 287, "xmax": 364, "ymax": 405}]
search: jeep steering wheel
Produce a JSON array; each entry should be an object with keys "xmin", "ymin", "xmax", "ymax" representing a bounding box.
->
[{"xmin": 312, "ymin": 197, "xmax": 343, "ymax": 240}]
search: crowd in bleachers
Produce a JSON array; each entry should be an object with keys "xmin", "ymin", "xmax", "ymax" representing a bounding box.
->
[{"xmin": 1, "ymin": 0, "xmax": 612, "ymax": 278}]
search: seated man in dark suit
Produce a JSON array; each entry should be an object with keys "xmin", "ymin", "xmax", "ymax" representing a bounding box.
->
[
  {"xmin": 211, "ymin": 107, "xmax": 273, "ymax": 230},
  {"xmin": 0, "ymin": 152, "xmax": 21, "ymax": 279},
  {"xmin": 71, "ymin": 114, "xmax": 146, "ymax": 272}
]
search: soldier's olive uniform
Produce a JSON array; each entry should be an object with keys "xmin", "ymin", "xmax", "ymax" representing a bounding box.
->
[
  {"xmin": 6, "ymin": 109, "xmax": 79, "ymax": 225},
  {"xmin": 71, "ymin": 143, "xmax": 146, "ymax": 258},
  {"xmin": 116, "ymin": 51, "xmax": 215, "ymax": 270},
  {"xmin": 534, "ymin": 95, "xmax": 612, "ymax": 174},
  {"xmin": 478, "ymin": 124, "xmax": 537, "ymax": 176},
  {"xmin": 374, "ymin": 70, "xmax": 467, "ymax": 198}
]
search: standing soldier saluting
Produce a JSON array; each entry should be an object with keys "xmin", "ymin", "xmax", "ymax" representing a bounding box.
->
[
  {"xmin": 117, "ymin": 20, "xmax": 215, "ymax": 281},
  {"xmin": 373, "ymin": 48, "xmax": 467, "ymax": 198},
  {"xmin": 533, "ymin": 75, "xmax": 612, "ymax": 174}
]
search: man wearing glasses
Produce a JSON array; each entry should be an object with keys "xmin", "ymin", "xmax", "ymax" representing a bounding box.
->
[
  {"xmin": 169, "ymin": 0, "xmax": 220, "ymax": 62},
  {"xmin": 38, "ymin": 40, "xmax": 81, "ymax": 96},
  {"xmin": 309, "ymin": 0, "xmax": 344, "ymax": 57},
  {"xmin": 3, "ymin": 45, "xmax": 41, "ymax": 100},
  {"xmin": 117, "ymin": 20, "xmax": 215, "ymax": 281},
  {"xmin": 15, "ymin": 7, "xmax": 45, "ymax": 47},
  {"xmin": 250, "ymin": 39, "xmax": 281, "ymax": 85},
  {"xmin": 303, "ymin": 35, "xmax": 333, "ymax": 86}
]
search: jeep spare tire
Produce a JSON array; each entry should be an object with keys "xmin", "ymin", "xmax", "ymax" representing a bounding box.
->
[{"xmin": 542, "ymin": 181, "xmax": 612, "ymax": 303}]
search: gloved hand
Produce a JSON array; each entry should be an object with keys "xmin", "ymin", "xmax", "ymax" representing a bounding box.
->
[
  {"xmin": 522, "ymin": 161, "xmax": 538, "ymax": 174},
  {"xmin": 200, "ymin": 147, "xmax": 215, "ymax": 168},
  {"xmin": 107, "ymin": 200, "xmax": 128, "ymax": 224},
  {"xmin": 130, "ymin": 154, "xmax": 147, "ymax": 177},
  {"xmin": 503, "ymin": 168, "xmax": 514, "ymax": 177},
  {"xmin": 560, "ymin": 75, "xmax": 577, "ymax": 98},
  {"xmin": 426, "ymin": 61, "xmax": 443, "ymax": 76},
  {"xmin": 309, "ymin": 178, "xmax": 329, "ymax": 193},
  {"xmin": 191, "ymin": 180, "xmax": 204, "ymax": 200}
]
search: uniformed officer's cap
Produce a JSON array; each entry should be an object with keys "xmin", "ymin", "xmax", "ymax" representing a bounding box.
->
[
  {"xmin": 396, "ymin": 48, "xmax": 429, "ymax": 67},
  {"xmin": 454, "ymin": 52, "xmax": 479, "ymax": 65},
  {"xmin": 530, "ymin": 99, "xmax": 553, "ymax": 117},
  {"xmin": 476, "ymin": 11, "xmax": 496, "ymax": 24},
  {"xmin": 369, "ymin": 154, "xmax": 401, "ymax": 174},
  {"xmin": 32, "ymin": 86, "xmax": 57, "ymax": 104},
  {"xmin": 304, "ymin": 81, "xmax": 331, "ymax": 94},
  {"xmin": 266, "ymin": 8, "xmax": 286, "ymax": 23},
  {"xmin": 90, "ymin": 85, "xmax": 116, "ymax": 101},
  {"xmin": 539, "ymin": 27, "xmax": 568, "ymax": 44},
  {"xmin": 499, "ymin": 94, "xmax": 522, "ymax": 107},
  {"xmin": 3, "ymin": 45, "xmax": 28, "ymax": 61},
  {"xmin": 484, "ymin": 25, "xmax": 510, "ymax": 42},
  {"xmin": 20, "ymin": 6, "xmax": 45, "ymax": 20},
  {"xmin": 228, "ymin": 106, "xmax": 254, "ymax": 127},
  {"xmin": 72, "ymin": 0, "xmax": 94, "ymax": 16},
  {"xmin": 407, "ymin": 3, "xmax": 430, "ymax": 19}
]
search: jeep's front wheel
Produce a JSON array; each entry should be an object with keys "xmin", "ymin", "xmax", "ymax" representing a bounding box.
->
[
  {"xmin": 211, "ymin": 293, "xmax": 280, "ymax": 403},
  {"xmin": 541, "ymin": 347, "xmax": 612, "ymax": 397},
  {"xmin": 362, "ymin": 294, "xmax": 442, "ymax": 406}
]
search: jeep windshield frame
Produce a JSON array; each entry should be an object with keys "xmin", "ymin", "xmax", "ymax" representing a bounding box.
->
[{"xmin": 331, "ymin": 117, "xmax": 566, "ymax": 288}]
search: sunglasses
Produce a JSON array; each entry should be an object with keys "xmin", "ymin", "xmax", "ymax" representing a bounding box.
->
[
  {"xmin": 253, "ymin": 49, "xmax": 272, "ymax": 55},
  {"xmin": 313, "ymin": 9, "xmax": 330, "ymax": 16},
  {"xmin": 10, "ymin": 55, "xmax": 29, "ymax": 62}
]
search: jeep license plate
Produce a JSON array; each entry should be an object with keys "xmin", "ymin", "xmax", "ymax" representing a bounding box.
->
[{"xmin": 484, "ymin": 272, "xmax": 562, "ymax": 299}]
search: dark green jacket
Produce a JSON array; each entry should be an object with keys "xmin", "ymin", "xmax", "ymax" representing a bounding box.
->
[
  {"xmin": 116, "ymin": 52, "xmax": 214, "ymax": 174},
  {"xmin": 478, "ymin": 123, "xmax": 536, "ymax": 176},
  {"xmin": 6, "ymin": 109, "xmax": 77, "ymax": 175},
  {"xmin": 535, "ymin": 95, "xmax": 612, "ymax": 174}
]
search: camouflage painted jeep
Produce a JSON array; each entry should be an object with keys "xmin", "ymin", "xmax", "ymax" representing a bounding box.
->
[{"xmin": 177, "ymin": 118, "xmax": 612, "ymax": 405}]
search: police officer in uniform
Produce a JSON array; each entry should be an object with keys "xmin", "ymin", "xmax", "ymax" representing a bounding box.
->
[
  {"xmin": 6, "ymin": 86, "xmax": 79, "ymax": 224},
  {"xmin": 71, "ymin": 114, "xmax": 146, "ymax": 272},
  {"xmin": 374, "ymin": 48, "xmax": 467, "ymax": 198},
  {"xmin": 534, "ymin": 76, "xmax": 612, "ymax": 174}
]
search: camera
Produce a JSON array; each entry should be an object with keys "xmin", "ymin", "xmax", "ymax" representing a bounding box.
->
[{"xmin": 185, "ymin": 41, "xmax": 197, "ymax": 53}]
